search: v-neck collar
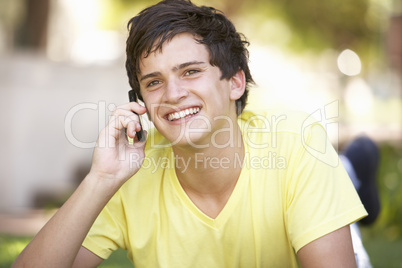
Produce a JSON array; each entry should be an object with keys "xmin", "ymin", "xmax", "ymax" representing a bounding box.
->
[{"xmin": 168, "ymin": 141, "xmax": 249, "ymax": 230}]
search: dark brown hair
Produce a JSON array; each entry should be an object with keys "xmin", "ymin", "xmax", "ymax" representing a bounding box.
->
[{"xmin": 126, "ymin": 0, "xmax": 254, "ymax": 114}]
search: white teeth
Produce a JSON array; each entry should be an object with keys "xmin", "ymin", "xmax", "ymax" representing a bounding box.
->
[{"xmin": 167, "ymin": 107, "xmax": 200, "ymax": 121}]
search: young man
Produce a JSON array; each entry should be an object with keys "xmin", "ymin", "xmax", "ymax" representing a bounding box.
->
[{"xmin": 13, "ymin": 0, "xmax": 367, "ymax": 267}]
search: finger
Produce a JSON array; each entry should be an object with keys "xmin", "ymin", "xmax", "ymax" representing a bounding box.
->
[
  {"xmin": 109, "ymin": 104, "xmax": 145, "ymax": 131},
  {"xmin": 106, "ymin": 103, "xmax": 146, "ymax": 144},
  {"xmin": 112, "ymin": 102, "xmax": 147, "ymax": 117},
  {"xmin": 127, "ymin": 130, "xmax": 148, "ymax": 147},
  {"xmin": 107, "ymin": 114, "xmax": 136, "ymax": 139},
  {"xmin": 126, "ymin": 119, "xmax": 142, "ymax": 139}
]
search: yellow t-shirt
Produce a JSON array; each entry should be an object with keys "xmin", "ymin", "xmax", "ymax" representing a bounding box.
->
[{"xmin": 83, "ymin": 110, "xmax": 367, "ymax": 267}]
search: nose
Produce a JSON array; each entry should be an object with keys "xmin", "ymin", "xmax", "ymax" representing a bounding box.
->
[{"xmin": 163, "ymin": 77, "xmax": 188, "ymax": 103}]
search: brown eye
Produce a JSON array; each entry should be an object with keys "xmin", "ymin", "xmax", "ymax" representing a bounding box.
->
[
  {"xmin": 185, "ymin": 69, "xmax": 199, "ymax": 76},
  {"xmin": 147, "ymin": 80, "xmax": 160, "ymax": 87}
]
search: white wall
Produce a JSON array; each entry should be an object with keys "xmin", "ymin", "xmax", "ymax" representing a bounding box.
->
[{"xmin": 0, "ymin": 53, "xmax": 131, "ymax": 212}]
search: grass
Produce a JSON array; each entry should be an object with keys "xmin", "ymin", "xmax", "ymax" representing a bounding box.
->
[
  {"xmin": 100, "ymin": 248, "xmax": 132, "ymax": 267},
  {"xmin": 361, "ymin": 229, "xmax": 402, "ymax": 268},
  {"xmin": 0, "ymin": 235, "xmax": 132, "ymax": 268},
  {"xmin": 0, "ymin": 235, "xmax": 31, "ymax": 267}
]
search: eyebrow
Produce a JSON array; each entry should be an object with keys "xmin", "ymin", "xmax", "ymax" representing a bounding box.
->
[
  {"xmin": 173, "ymin": 60, "xmax": 205, "ymax": 71},
  {"xmin": 139, "ymin": 61, "xmax": 205, "ymax": 82},
  {"xmin": 139, "ymin": 71, "xmax": 162, "ymax": 82}
]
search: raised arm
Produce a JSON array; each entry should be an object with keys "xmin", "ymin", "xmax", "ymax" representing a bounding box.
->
[{"xmin": 12, "ymin": 102, "xmax": 147, "ymax": 268}]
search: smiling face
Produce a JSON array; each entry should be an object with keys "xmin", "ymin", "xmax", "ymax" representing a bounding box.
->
[{"xmin": 138, "ymin": 33, "xmax": 245, "ymax": 149}]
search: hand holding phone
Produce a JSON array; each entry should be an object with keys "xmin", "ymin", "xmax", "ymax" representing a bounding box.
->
[{"xmin": 128, "ymin": 89, "xmax": 145, "ymax": 142}]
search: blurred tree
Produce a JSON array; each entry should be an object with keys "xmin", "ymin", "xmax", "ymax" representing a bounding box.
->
[
  {"xmin": 15, "ymin": 0, "xmax": 50, "ymax": 50},
  {"xmin": 235, "ymin": 0, "xmax": 387, "ymax": 66},
  {"xmin": 257, "ymin": 0, "xmax": 374, "ymax": 50},
  {"xmin": 386, "ymin": 15, "xmax": 402, "ymax": 74},
  {"xmin": 99, "ymin": 0, "xmax": 386, "ymax": 61},
  {"xmin": 0, "ymin": 0, "xmax": 25, "ymax": 51},
  {"xmin": 1, "ymin": 0, "xmax": 388, "ymax": 57}
]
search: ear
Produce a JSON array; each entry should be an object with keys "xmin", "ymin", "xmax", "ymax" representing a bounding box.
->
[{"xmin": 229, "ymin": 70, "xmax": 246, "ymax": 101}]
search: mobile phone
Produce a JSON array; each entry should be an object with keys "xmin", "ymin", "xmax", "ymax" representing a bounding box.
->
[{"xmin": 128, "ymin": 89, "xmax": 145, "ymax": 142}]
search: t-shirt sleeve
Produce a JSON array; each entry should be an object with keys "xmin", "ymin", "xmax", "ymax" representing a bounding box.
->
[
  {"xmin": 82, "ymin": 190, "xmax": 128, "ymax": 260},
  {"xmin": 285, "ymin": 122, "xmax": 367, "ymax": 253}
]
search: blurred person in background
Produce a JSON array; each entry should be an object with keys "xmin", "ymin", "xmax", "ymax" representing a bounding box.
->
[{"xmin": 340, "ymin": 136, "xmax": 381, "ymax": 268}]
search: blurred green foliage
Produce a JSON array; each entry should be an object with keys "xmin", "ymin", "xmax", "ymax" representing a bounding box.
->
[
  {"xmin": 0, "ymin": 236, "xmax": 31, "ymax": 267},
  {"xmin": 363, "ymin": 143, "xmax": 402, "ymax": 241},
  {"xmin": 0, "ymin": 235, "xmax": 132, "ymax": 267},
  {"xmin": 97, "ymin": 0, "xmax": 390, "ymax": 66},
  {"xmin": 362, "ymin": 233, "xmax": 402, "ymax": 267},
  {"xmin": 100, "ymin": 248, "xmax": 132, "ymax": 267},
  {"xmin": 260, "ymin": 0, "xmax": 383, "ymax": 50}
]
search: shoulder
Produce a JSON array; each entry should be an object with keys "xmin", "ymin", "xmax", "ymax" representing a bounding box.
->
[
  {"xmin": 239, "ymin": 108, "xmax": 338, "ymax": 167},
  {"xmin": 238, "ymin": 109, "xmax": 327, "ymax": 150},
  {"xmin": 239, "ymin": 109, "xmax": 321, "ymax": 136}
]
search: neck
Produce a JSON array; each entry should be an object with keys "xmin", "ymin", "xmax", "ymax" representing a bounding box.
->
[{"xmin": 172, "ymin": 125, "xmax": 244, "ymax": 196}]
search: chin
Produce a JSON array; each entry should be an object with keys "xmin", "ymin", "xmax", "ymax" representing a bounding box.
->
[{"xmin": 167, "ymin": 132, "xmax": 212, "ymax": 150}]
